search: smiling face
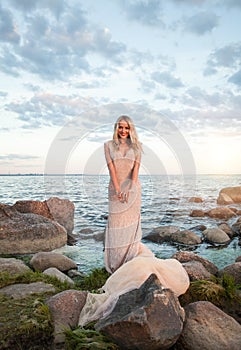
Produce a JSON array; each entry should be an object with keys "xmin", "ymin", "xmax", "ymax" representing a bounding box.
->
[{"xmin": 117, "ymin": 119, "xmax": 130, "ymax": 141}]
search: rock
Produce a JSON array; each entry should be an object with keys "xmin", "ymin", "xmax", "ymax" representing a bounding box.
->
[
  {"xmin": 217, "ymin": 222, "xmax": 234, "ymax": 238},
  {"xmin": 171, "ymin": 251, "xmax": 218, "ymax": 275},
  {"xmin": 217, "ymin": 192, "xmax": 234, "ymax": 205},
  {"xmin": 190, "ymin": 224, "xmax": 207, "ymax": 232},
  {"xmin": 46, "ymin": 197, "xmax": 74, "ymax": 235},
  {"xmin": 232, "ymin": 218, "xmax": 241, "ymax": 235},
  {"xmin": 67, "ymin": 232, "xmax": 80, "ymax": 245},
  {"xmin": 189, "ymin": 209, "xmax": 205, "ymax": 217},
  {"xmin": 46, "ymin": 290, "xmax": 87, "ymax": 345},
  {"xmin": 207, "ymin": 207, "xmax": 236, "ymax": 220},
  {"xmin": 30, "ymin": 252, "xmax": 77, "ymax": 272},
  {"xmin": 13, "ymin": 200, "xmax": 54, "ymax": 220},
  {"xmin": 0, "ymin": 257, "xmax": 31, "ymax": 275},
  {"xmin": 0, "ymin": 282, "xmax": 56, "ymax": 299},
  {"xmin": 0, "ymin": 203, "xmax": 67, "ymax": 254},
  {"xmin": 236, "ymin": 256, "xmax": 241, "ymax": 263},
  {"xmin": 13, "ymin": 197, "xmax": 74, "ymax": 235},
  {"xmin": 96, "ymin": 274, "xmax": 185, "ymax": 350},
  {"xmin": 218, "ymin": 262, "xmax": 241, "ymax": 285},
  {"xmin": 182, "ymin": 261, "xmax": 213, "ymax": 281},
  {"xmin": 188, "ymin": 197, "xmax": 203, "ymax": 203},
  {"xmin": 79, "ymin": 228, "xmax": 94, "ymax": 234},
  {"xmin": 175, "ymin": 301, "xmax": 241, "ymax": 350},
  {"xmin": 202, "ymin": 228, "xmax": 230, "ymax": 244},
  {"xmin": 172, "ymin": 230, "xmax": 202, "ymax": 245},
  {"xmin": 67, "ymin": 269, "xmax": 85, "ymax": 278},
  {"xmin": 217, "ymin": 186, "xmax": 241, "ymax": 204},
  {"xmin": 43, "ymin": 267, "xmax": 74, "ymax": 285},
  {"xmin": 145, "ymin": 225, "xmax": 180, "ymax": 243}
]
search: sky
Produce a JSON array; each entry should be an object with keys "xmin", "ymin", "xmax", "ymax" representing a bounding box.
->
[{"xmin": 1, "ymin": 0, "xmax": 241, "ymax": 176}]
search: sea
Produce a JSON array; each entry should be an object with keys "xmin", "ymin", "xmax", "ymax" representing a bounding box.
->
[{"xmin": 0, "ymin": 174, "xmax": 241, "ymax": 273}]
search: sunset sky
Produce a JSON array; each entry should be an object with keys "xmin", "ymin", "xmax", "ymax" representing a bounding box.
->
[{"xmin": 1, "ymin": 0, "xmax": 241, "ymax": 175}]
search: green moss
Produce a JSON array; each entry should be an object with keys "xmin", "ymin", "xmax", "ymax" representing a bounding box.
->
[
  {"xmin": 0, "ymin": 270, "xmax": 76, "ymax": 292},
  {"xmin": 65, "ymin": 327, "xmax": 119, "ymax": 350},
  {"xmin": 77, "ymin": 268, "xmax": 110, "ymax": 292},
  {"xmin": 180, "ymin": 274, "xmax": 241, "ymax": 308},
  {"xmin": 0, "ymin": 294, "xmax": 54, "ymax": 349}
]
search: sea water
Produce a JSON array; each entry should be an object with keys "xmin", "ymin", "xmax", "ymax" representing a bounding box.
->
[{"xmin": 0, "ymin": 174, "xmax": 240, "ymax": 273}]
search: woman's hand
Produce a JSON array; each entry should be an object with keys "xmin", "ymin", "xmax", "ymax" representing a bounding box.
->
[{"xmin": 117, "ymin": 191, "xmax": 130, "ymax": 203}]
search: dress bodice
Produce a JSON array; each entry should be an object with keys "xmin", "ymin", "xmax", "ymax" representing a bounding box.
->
[{"xmin": 105, "ymin": 140, "xmax": 138, "ymax": 183}]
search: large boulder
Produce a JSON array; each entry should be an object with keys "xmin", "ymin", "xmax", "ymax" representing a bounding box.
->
[
  {"xmin": 0, "ymin": 257, "xmax": 31, "ymax": 275},
  {"xmin": 46, "ymin": 197, "xmax": 74, "ymax": 235},
  {"xmin": 13, "ymin": 200, "xmax": 53, "ymax": 220},
  {"xmin": 13, "ymin": 197, "xmax": 74, "ymax": 235},
  {"xmin": 172, "ymin": 230, "xmax": 202, "ymax": 245},
  {"xmin": 30, "ymin": 252, "xmax": 77, "ymax": 272},
  {"xmin": 202, "ymin": 228, "xmax": 230, "ymax": 244},
  {"xmin": 218, "ymin": 262, "xmax": 241, "ymax": 285},
  {"xmin": 145, "ymin": 225, "xmax": 180, "ymax": 243},
  {"xmin": 182, "ymin": 261, "xmax": 213, "ymax": 281},
  {"xmin": 206, "ymin": 207, "xmax": 236, "ymax": 220},
  {"xmin": 0, "ymin": 282, "xmax": 56, "ymax": 299},
  {"xmin": 171, "ymin": 251, "xmax": 218, "ymax": 275},
  {"xmin": 46, "ymin": 290, "xmax": 87, "ymax": 346},
  {"xmin": 0, "ymin": 203, "xmax": 67, "ymax": 254},
  {"xmin": 217, "ymin": 186, "xmax": 241, "ymax": 205},
  {"xmin": 174, "ymin": 301, "xmax": 241, "ymax": 350},
  {"xmin": 96, "ymin": 274, "xmax": 185, "ymax": 350}
]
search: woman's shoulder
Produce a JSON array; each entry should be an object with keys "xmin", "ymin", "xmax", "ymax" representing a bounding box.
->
[{"xmin": 104, "ymin": 140, "xmax": 116, "ymax": 149}]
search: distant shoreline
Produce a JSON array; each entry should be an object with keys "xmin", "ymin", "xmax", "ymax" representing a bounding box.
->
[{"xmin": 0, "ymin": 173, "xmax": 241, "ymax": 177}]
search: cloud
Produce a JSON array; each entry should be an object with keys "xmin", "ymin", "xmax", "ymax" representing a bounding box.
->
[
  {"xmin": 183, "ymin": 11, "xmax": 219, "ymax": 35},
  {"xmin": 206, "ymin": 43, "xmax": 241, "ymax": 69},
  {"xmin": 228, "ymin": 69, "xmax": 241, "ymax": 86},
  {"xmin": 221, "ymin": 0, "xmax": 241, "ymax": 9},
  {"xmin": 0, "ymin": 5, "xmax": 20, "ymax": 43},
  {"xmin": 8, "ymin": 0, "xmax": 65, "ymax": 18},
  {"xmin": 0, "ymin": 154, "xmax": 40, "ymax": 160},
  {"xmin": 171, "ymin": 0, "xmax": 206, "ymax": 4},
  {"xmin": 0, "ymin": 2, "xmax": 126, "ymax": 80},
  {"xmin": 121, "ymin": 0, "xmax": 165, "ymax": 27},
  {"xmin": 5, "ymin": 93, "xmax": 99, "ymax": 128},
  {"xmin": 182, "ymin": 87, "xmax": 225, "ymax": 108},
  {"xmin": 151, "ymin": 71, "xmax": 184, "ymax": 88}
]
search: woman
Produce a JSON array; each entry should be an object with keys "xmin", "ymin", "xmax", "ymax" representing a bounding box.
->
[
  {"xmin": 78, "ymin": 116, "xmax": 190, "ymax": 327},
  {"xmin": 104, "ymin": 116, "xmax": 152, "ymax": 273}
]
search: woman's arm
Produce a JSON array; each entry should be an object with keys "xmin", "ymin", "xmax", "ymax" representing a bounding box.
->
[
  {"xmin": 131, "ymin": 159, "xmax": 141, "ymax": 184},
  {"xmin": 104, "ymin": 142, "xmax": 121, "ymax": 194}
]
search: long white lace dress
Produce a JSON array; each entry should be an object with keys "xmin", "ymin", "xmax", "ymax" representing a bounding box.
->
[
  {"xmin": 104, "ymin": 140, "xmax": 146, "ymax": 273},
  {"xmin": 78, "ymin": 140, "xmax": 190, "ymax": 327}
]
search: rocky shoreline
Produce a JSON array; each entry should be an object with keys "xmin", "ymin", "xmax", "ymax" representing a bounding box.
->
[{"xmin": 0, "ymin": 186, "xmax": 241, "ymax": 349}]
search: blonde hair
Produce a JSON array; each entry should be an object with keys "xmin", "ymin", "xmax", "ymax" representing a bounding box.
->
[{"xmin": 112, "ymin": 115, "xmax": 142, "ymax": 153}]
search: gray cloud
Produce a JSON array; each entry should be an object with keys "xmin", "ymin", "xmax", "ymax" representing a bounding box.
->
[
  {"xmin": 0, "ymin": 154, "xmax": 39, "ymax": 160},
  {"xmin": 221, "ymin": 0, "xmax": 241, "ymax": 9},
  {"xmin": 0, "ymin": 2, "xmax": 126, "ymax": 81},
  {"xmin": 8, "ymin": 0, "xmax": 65, "ymax": 18},
  {"xmin": 121, "ymin": 0, "xmax": 165, "ymax": 27},
  {"xmin": 5, "ymin": 93, "xmax": 99, "ymax": 128},
  {"xmin": 182, "ymin": 87, "xmax": 225, "ymax": 108},
  {"xmin": 151, "ymin": 71, "xmax": 184, "ymax": 88},
  {"xmin": 228, "ymin": 69, "xmax": 241, "ymax": 86},
  {"xmin": 183, "ymin": 11, "xmax": 219, "ymax": 35},
  {"xmin": 0, "ymin": 5, "xmax": 20, "ymax": 43},
  {"xmin": 171, "ymin": 0, "xmax": 206, "ymax": 4},
  {"xmin": 206, "ymin": 43, "xmax": 241, "ymax": 69}
]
